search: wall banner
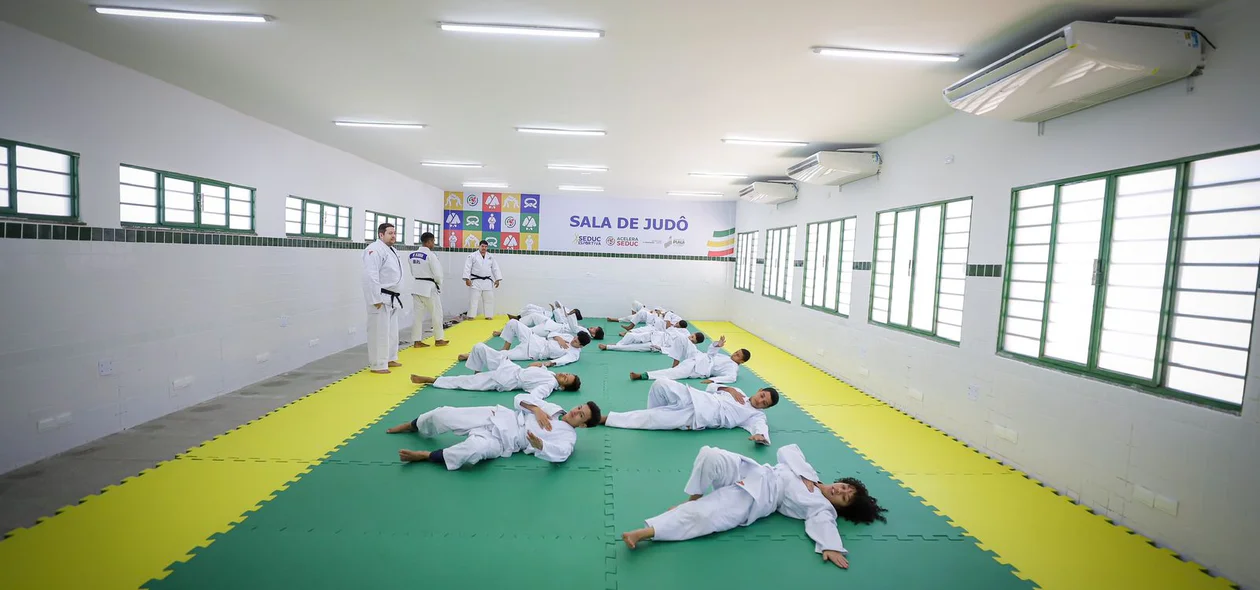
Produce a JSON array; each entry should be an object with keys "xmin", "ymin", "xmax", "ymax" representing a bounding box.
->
[{"xmin": 445, "ymin": 191, "xmax": 734, "ymax": 257}]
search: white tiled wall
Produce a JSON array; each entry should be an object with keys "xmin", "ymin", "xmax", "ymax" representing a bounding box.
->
[{"xmin": 730, "ymin": 1, "xmax": 1260, "ymax": 586}]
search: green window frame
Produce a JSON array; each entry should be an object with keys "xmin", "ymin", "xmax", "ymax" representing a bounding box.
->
[
  {"xmin": 870, "ymin": 197, "xmax": 973, "ymax": 344},
  {"xmin": 0, "ymin": 138, "xmax": 79, "ymax": 221},
  {"xmin": 998, "ymin": 144, "xmax": 1260, "ymax": 411},
  {"xmin": 733, "ymin": 231, "xmax": 758, "ymax": 292},
  {"xmin": 762, "ymin": 225, "xmax": 797, "ymax": 303},
  {"xmin": 119, "ymin": 164, "xmax": 255, "ymax": 232},
  {"xmin": 413, "ymin": 219, "xmax": 440, "ymax": 245},
  {"xmin": 365, "ymin": 210, "xmax": 404, "ymax": 242},
  {"xmin": 803, "ymin": 216, "xmax": 857, "ymax": 316},
  {"xmin": 286, "ymin": 196, "xmax": 351, "ymax": 239}
]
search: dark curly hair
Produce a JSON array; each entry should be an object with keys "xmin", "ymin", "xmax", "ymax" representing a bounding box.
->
[{"xmin": 833, "ymin": 477, "xmax": 888, "ymax": 525}]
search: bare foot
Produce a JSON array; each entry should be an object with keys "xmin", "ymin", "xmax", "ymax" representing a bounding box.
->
[
  {"xmin": 599, "ymin": 344, "xmax": 608, "ymax": 351},
  {"xmin": 399, "ymin": 449, "xmax": 430, "ymax": 462},
  {"xmin": 371, "ymin": 369, "xmax": 391, "ymax": 374},
  {"xmin": 413, "ymin": 342, "xmax": 430, "ymax": 348},
  {"xmin": 457, "ymin": 353, "xmax": 469, "ymax": 361},
  {"xmin": 411, "ymin": 375, "xmax": 435, "ymax": 384},
  {"xmin": 386, "ymin": 422, "xmax": 417, "ymax": 434},
  {"xmin": 622, "ymin": 528, "xmax": 653, "ymax": 550},
  {"xmin": 630, "ymin": 372, "xmax": 643, "ymax": 380},
  {"xmin": 435, "ymin": 340, "xmax": 449, "ymax": 347},
  {"xmin": 492, "ymin": 330, "xmax": 502, "ymax": 337},
  {"xmin": 389, "ymin": 361, "xmax": 403, "ymax": 368}
]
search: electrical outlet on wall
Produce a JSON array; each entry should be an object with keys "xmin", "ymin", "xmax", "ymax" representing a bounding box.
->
[
  {"xmin": 98, "ymin": 360, "xmax": 114, "ymax": 376},
  {"xmin": 1154, "ymin": 494, "xmax": 1179, "ymax": 516},
  {"xmin": 348, "ymin": 326, "xmax": 357, "ymax": 335},
  {"xmin": 256, "ymin": 352, "xmax": 270, "ymax": 364},
  {"xmin": 279, "ymin": 315, "xmax": 290, "ymax": 328},
  {"xmin": 993, "ymin": 424, "xmax": 1018, "ymax": 444},
  {"xmin": 967, "ymin": 383, "xmax": 981, "ymax": 402},
  {"xmin": 857, "ymin": 367, "xmax": 870, "ymax": 377},
  {"xmin": 309, "ymin": 338, "xmax": 320, "ymax": 348},
  {"xmin": 907, "ymin": 388, "xmax": 924, "ymax": 401}
]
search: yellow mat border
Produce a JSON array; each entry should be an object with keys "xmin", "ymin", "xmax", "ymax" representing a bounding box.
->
[
  {"xmin": 692, "ymin": 320, "xmax": 1238, "ymax": 590},
  {"xmin": 0, "ymin": 317, "xmax": 501, "ymax": 590}
]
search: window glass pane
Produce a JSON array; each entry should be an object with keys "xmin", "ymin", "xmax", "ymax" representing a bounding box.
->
[
  {"xmin": 1186, "ymin": 181, "xmax": 1260, "ymax": 213},
  {"xmin": 1018, "ymin": 185, "xmax": 1055, "ymax": 208},
  {"xmin": 230, "ymin": 215, "xmax": 251, "ymax": 230},
  {"xmin": 1043, "ymin": 180, "xmax": 1105, "ymax": 364},
  {"xmin": 912, "ymin": 206, "xmax": 941, "ymax": 331},
  {"xmin": 1004, "ymin": 334, "xmax": 1041, "ymax": 356},
  {"xmin": 1190, "ymin": 150, "xmax": 1260, "ymax": 186},
  {"xmin": 121, "ymin": 204, "xmax": 157, "ymax": 224},
  {"xmin": 16, "ymin": 146, "xmax": 70, "ymax": 173},
  {"xmin": 166, "ymin": 208, "xmax": 195, "ymax": 224},
  {"xmin": 324, "ymin": 208, "xmax": 338, "ymax": 235},
  {"xmin": 1166, "ymin": 366, "xmax": 1244, "ymax": 405},
  {"xmin": 1183, "ymin": 210, "xmax": 1260, "ymax": 239},
  {"xmin": 1005, "ymin": 299, "xmax": 1044, "ymax": 321},
  {"xmin": 1172, "ymin": 315, "xmax": 1252, "ymax": 349},
  {"xmin": 16, "ymin": 168, "xmax": 70, "ymax": 195},
  {"xmin": 121, "ymin": 184, "xmax": 157, "ymax": 206},
  {"xmin": 1169, "ymin": 340, "xmax": 1248, "ymax": 377},
  {"xmin": 1177, "ymin": 265, "xmax": 1258, "ymax": 293},
  {"xmin": 203, "ymin": 196, "xmax": 226, "ymax": 214},
  {"xmin": 165, "ymin": 177, "xmax": 194, "ymax": 194},
  {"xmin": 936, "ymin": 323, "xmax": 961, "ymax": 342},
  {"xmin": 1181, "ymin": 238, "xmax": 1260, "ymax": 264},
  {"xmin": 286, "ymin": 207, "xmax": 302, "ymax": 223},
  {"xmin": 1007, "ymin": 281, "xmax": 1046, "ymax": 301},
  {"xmin": 202, "ymin": 212, "xmax": 227, "ymax": 227},
  {"xmin": 286, "ymin": 196, "xmax": 301, "ymax": 210},
  {"xmin": 1174, "ymin": 291, "xmax": 1256, "ymax": 321},
  {"xmin": 286, "ymin": 221, "xmax": 301, "ymax": 235},
  {"xmin": 890, "ymin": 210, "xmax": 916, "ymax": 326},
  {"xmin": 121, "ymin": 166, "xmax": 157, "ymax": 187},
  {"xmin": 17, "ymin": 193, "xmax": 71, "ymax": 217},
  {"xmin": 230, "ymin": 199, "xmax": 250, "ymax": 216},
  {"xmin": 230, "ymin": 186, "xmax": 252, "ymax": 202}
]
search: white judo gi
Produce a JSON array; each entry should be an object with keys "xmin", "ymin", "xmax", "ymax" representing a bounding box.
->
[
  {"xmin": 519, "ymin": 302, "xmax": 589, "ymax": 338},
  {"xmin": 647, "ymin": 341, "xmax": 740, "ymax": 383},
  {"xmin": 463, "ymin": 251, "xmax": 502, "ymax": 318},
  {"xmin": 605, "ymin": 327, "xmax": 698, "ymax": 361},
  {"xmin": 645, "ymin": 444, "xmax": 847, "ymax": 554},
  {"xmin": 408, "ymin": 245, "xmax": 444, "ymax": 343},
  {"xmin": 413, "ymin": 393, "xmax": 577, "ymax": 469},
  {"xmin": 499, "ymin": 320, "xmax": 582, "ymax": 366},
  {"xmin": 604, "ymin": 378, "xmax": 770, "ymax": 440},
  {"xmin": 435, "ymin": 346, "xmax": 563, "ymax": 399},
  {"xmin": 362, "ymin": 238, "xmax": 404, "ymax": 371}
]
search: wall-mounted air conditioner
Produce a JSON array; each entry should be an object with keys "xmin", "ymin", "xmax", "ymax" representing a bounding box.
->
[
  {"xmin": 738, "ymin": 181, "xmax": 797, "ymax": 205},
  {"xmin": 786, "ymin": 151, "xmax": 881, "ymax": 186},
  {"xmin": 943, "ymin": 21, "xmax": 1205, "ymax": 123}
]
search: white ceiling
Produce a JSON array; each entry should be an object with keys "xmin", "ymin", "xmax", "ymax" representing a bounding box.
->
[{"xmin": 0, "ymin": 0, "xmax": 1222, "ymax": 200}]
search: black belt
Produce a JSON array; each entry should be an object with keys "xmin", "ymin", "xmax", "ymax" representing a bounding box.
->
[
  {"xmin": 469, "ymin": 274, "xmax": 493, "ymax": 283},
  {"xmin": 381, "ymin": 288, "xmax": 403, "ymax": 309},
  {"xmin": 415, "ymin": 277, "xmax": 440, "ymax": 292}
]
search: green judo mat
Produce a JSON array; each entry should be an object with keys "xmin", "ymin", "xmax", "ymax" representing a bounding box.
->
[{"xmin": 144, "ymin": 322, "xmax": 1035, "ymax": 590}]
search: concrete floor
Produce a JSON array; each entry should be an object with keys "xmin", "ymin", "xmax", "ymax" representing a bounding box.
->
[{"xmin": 0, "ymin": 345, "xmax": 373, "ymax": 536}]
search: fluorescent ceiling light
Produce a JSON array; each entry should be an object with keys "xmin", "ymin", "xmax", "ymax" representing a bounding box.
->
[
  {"xmin": 722, "ymin": 137, "xmax": 809, "ymax": 147},
  {"xmin": 439, "ymin": 22, "xmax": 603, "ymax": 38},
  {"xmin": 689, "ymin": 172, "xmax": 748, "ymax": 179},
  {"xmin": 334, "ymin": 120, "xmax": 426, "ymax": 129},
  {"xmin": 559, "ymin": 185, "xmax": 604, "ymax": 192},
  {"xmin": 464, "ymin": 182, "xmax": 509, "ymax": 188},
  {"xmin": 422, "ymin": 161, "xmax": 483, "ymax": 168},
  {"xmin": 668, "ymin": 191, "xmax": 725, "ymax": 197},
  {"xmin": 548, "ymin": 164, "xmax": 608, "ymax": 172},
  {"xmin": 517, "ymin": 127, "xmax": 605, "ymax": 137},
  {"xmin": 93, "ymin": 6, "xmax": 270, "ymax": 23},
  {"xmin": 813, "ymin": 46, "xmax": 960, "ymax": 63}
]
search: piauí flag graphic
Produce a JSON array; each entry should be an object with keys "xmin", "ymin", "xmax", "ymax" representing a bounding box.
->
[{"xmin": 707, "ymin": 227, "xmax": 735, "ymax": 257}]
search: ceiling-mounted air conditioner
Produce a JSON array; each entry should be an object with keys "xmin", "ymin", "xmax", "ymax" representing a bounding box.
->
[
  {"xmin": 943, "ymin": 21, "xmax": 1206, "ymax": 123},
  {"xmin": 738, "ymin": 181, "xmax": 797, "ymax": 205},
  {"xmin": 786, "ymin": 151, "xmax": 881, "ymax": 186}
]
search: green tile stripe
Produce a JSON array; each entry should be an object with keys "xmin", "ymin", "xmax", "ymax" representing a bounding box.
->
[
  {"xmin": 711, "ymin": 227, "xmax": 736, "ymax": 238},
  {"xmin": 0, "ymin": 220, "xmax": 733, "ymax": 262}
]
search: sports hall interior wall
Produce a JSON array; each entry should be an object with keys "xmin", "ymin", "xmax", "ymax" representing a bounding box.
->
[
  {"xmin": 0, "ymin": 22, "xmax": 732, "ymax": 474},
  {"xmin": 729, "ymin": 1, "xmax": 1260, "ymax": 586}
]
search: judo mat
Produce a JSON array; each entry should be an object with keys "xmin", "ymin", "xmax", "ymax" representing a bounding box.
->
[{"xmin": 0, "ymin": 318, "xmax": 1236, "ymax": 589}]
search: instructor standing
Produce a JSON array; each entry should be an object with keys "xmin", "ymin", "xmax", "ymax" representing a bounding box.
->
[
  {"xmin": 462, "ymin": 239, "xmax": 502, "ymax": 320},
  {"xmin": 363, "ymin": 222, "xmax": 403, "ymax": 374},
  {"xmin": 409, "ymin": 231, "xmax": 448, "ymax": 348}
]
